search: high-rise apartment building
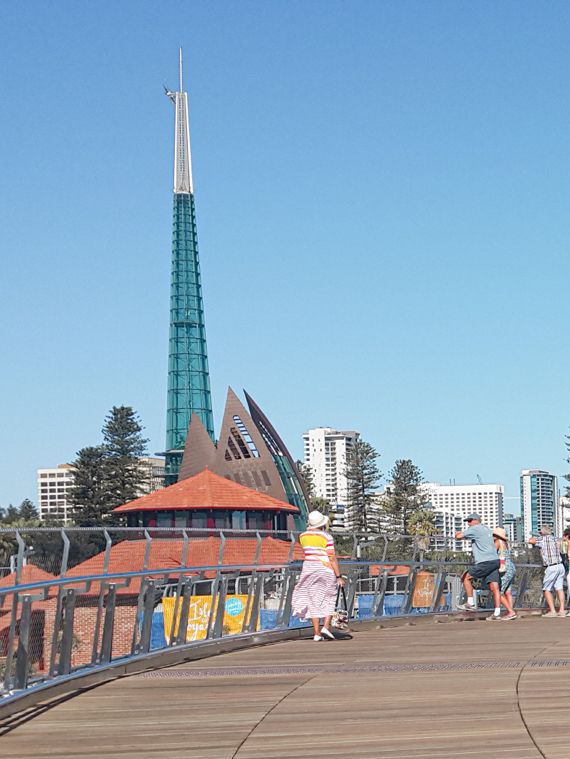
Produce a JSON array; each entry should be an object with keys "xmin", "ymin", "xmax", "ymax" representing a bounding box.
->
[
  {"xmin": 520, "ymin": 469, "xmax": 560, "ymax": 537},
  {"xmin": 37, "ymin": 464, "xmax": 75, "ymax": 525},
  {"xmin": 139, "ymin": 457, "xmax": 166, "ymax": 495},
  {"xmin": 424, "ymin": 483, "xmax": 504, "ymax": 551},
  {"xmin": 37, "ymin": 458, "xmax": 166, "ymax": 526},
  {"xmin": 503, "ymin": 512, "xmax": 524, "ymax": 544},
  {"xmin": 302, "ymin": 428, "xmax": 358, "ymax": 510},
  {"xmin": 560, "ymin": 495, "xmax": 570, "ymax": 532},
  {"xmin": 430, "ymin": 508, "xmax": 463, "ymax": 551}
]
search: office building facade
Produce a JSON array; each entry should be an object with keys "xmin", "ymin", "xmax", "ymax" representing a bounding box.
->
[
  {"xmin": 424, "ymin": 483, "xmax": 504, "ymax": 529},
  {"xmin": 503, "ymin": 512, "xmax": 524, "ymax": 544}
]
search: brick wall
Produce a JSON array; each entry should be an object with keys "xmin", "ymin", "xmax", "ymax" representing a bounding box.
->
[{"xmin": 41, "ymin": 595, "xmax": 140, "ymax": 671}]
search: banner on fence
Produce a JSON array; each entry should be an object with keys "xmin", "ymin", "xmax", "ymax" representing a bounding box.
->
[{"xmin": 162, "ymin": 595, "xmax": 251, "ymax": 642}]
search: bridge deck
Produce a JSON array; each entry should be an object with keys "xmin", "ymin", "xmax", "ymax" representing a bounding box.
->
[{"xmin": 3, "ymin": 615, "xmax": 570, "ymax": 758}]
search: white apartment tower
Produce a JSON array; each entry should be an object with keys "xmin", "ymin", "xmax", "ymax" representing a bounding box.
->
[
  {"xmin": 425, "ymin": 482, "xmax": 504, "ymax": 536},
  {"xmin": 303, "ymin": 427, "xmax": 358, "ymax": 507},
  {"xmin": 139, "ymin": 457, "xmax": 167, "ymax": 495},
  {"xmin": 37, "ymin": 464, "xmax": 75, "ymax": 525}
]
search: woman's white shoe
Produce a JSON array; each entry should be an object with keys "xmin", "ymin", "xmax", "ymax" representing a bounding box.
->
[
  {"xmin": 313, "ymin": 635, "xmax": 323, "ymax": 641},
  {"xmin": 321, "ymin": 627, "xmax": 336, "ymax": 640}
]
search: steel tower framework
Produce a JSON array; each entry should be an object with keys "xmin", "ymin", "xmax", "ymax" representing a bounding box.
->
[{"xmin": 164, "ymin": 50, "xmax": 214, "ymax": 483}]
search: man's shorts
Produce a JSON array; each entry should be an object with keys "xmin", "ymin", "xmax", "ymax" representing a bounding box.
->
[
  {"xmin": 466, "ymin": 560, "xmax": 500, "ymax": 587},
  {"xmin": 543, "ymin": 563, "xmax": 565, "ymax": 592}
]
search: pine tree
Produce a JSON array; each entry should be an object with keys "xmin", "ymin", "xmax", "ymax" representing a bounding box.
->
[
  {"xmin": 102, "ymin": 406, "xmax": 149, "ymax": 507},
  {"xmin": 18, "ymin": 498, "xmax": 39, "ymax": 521},
  {"xmin": 68, "ymin": 446, "xmax": 114, "ymax": 526},
  {"xmin": 296, "ymin": 461, "xmax": 315, "ymax": 498},
  {"xmin": 0, "ymin": 504, "xmax": 20, "ymax": 524},
  {"xmin": 344, "ymin": 439, "xmax": 382, "ymax": 532},
  {"xmin": 382, "ymin": 459, "xmax": 429, "ymax": 534}
]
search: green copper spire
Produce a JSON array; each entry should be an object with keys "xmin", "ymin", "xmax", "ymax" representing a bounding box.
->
[{"xmin": 164, "ymin": 50, "xmax": 214, "ymax": 484}]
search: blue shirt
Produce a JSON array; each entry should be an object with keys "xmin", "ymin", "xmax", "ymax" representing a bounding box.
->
[{"xmin": 463, "ymin": 524, "xmax": 499, "ymax": 564}]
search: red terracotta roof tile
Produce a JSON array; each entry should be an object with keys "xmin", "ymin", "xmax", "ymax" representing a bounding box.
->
[
  {"xmin": 0, "ymin": 564, "xmax": 56, "ymax": 609},
  {"xmin": 65, "ymin": 537, "xmax": 304, "ymax": 594},
  {"xmin": 0, "ymin": 564, "xmax": 55, "ymax": 588},
  {"xmin": 113, "ymin": 468, "xmax": 299, "ymax": 514}
]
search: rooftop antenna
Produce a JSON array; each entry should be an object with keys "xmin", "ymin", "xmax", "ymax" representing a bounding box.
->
[{"xmin": 179, "ymin": 47, "xmax": 183, "ymax": 92}]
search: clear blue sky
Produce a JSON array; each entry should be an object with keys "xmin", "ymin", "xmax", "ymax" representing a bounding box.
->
[{"xmin": 1, "ymin": 1, "xmax": 570, "ymax": 513}]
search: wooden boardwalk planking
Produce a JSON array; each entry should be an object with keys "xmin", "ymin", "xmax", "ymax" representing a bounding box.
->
[{"xmin": 3, "ymin": 616, "xmax": 570, "ymax": 758}]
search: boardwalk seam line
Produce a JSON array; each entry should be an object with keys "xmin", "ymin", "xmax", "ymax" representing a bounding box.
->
[
  {"xmin": 231, "ymin": 674, "xmax": 318, "ymax": 759},
  {"xmin": 515, "ymin": 645, "xmax": 550, "ymax": 759}
]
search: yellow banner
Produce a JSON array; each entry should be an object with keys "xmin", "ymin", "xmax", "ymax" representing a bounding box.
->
[{"xmin": 162, "ymin": 595, "xmax": 252, "ymax": 643}]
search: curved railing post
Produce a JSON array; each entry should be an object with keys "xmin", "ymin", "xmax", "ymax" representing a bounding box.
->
[
  {"xmin": 402, "ymin": 565, "xmax": 418, "ymax": 615},
  {"xmin": 59, "ymin": 529, "xmax": 70, "ymax": 578},
  {"xmin": 100, "ymin": 585, "xmax": 117, "ymax": 664},
  {"xmin": 138, "ymin": 580, "xmax": 156, "ymax": 654},
  {"xmin": 372, "ymin": 567, "xmax": 389, "ymax": 617},
  {"xmin": 58, "ymin": 589, "xmax": 77, "ymax": 676},
  {"xmin": 174, "ymin": 578, "xmax": 194, "ymax": 645},
  {"xmin": 14, "ymin": 531, "xmax": 25, "ymax": 583},
  {"xmin": 14, "ymin": 595, "xmax": 32, "ymax": 690}
]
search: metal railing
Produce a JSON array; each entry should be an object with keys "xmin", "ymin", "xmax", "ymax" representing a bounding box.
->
[
  {"xmin": 0, "ymin": 546, "xmax": 546, "ymax": 713},
  {"xmin": 0, "ymin": 526, "xmax": 544, "ymax": 579}
]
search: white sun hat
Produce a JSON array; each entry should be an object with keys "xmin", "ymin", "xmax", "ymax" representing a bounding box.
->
[{"xmin": 307, "ymin": 510, "xmax": 329, "ymax": 529}]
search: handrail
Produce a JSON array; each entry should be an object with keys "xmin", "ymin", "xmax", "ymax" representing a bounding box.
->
[
  {"xmin": 0, "ymin": 562, "xmax": 298, "ymax": 596},
  {"xmin": 0, "ymin": 557, "xmax": 544, "ymax": 596}
]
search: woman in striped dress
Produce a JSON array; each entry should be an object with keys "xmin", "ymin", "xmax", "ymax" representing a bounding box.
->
[{"xmin": 291, "ymin": 510, "xmax": 345, "ymax": 641}]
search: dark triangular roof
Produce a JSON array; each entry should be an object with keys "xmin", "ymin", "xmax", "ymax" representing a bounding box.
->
[{"xmin": 178, "ymin": 413, "xmax": 217, "ymax": 480}]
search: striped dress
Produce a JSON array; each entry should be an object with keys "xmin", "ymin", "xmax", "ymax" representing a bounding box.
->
[{"xmin": 291, "ymin": 530, "xmax": 337, "ymax": 619}]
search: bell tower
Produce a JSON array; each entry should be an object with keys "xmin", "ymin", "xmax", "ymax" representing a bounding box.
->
[{"xmin": 164, "ymin": 50, "xmax": 214, "ymax": 484}]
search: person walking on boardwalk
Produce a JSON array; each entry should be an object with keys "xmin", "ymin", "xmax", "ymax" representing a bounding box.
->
[
  {"xmin": 291, "ymin": 510, "xmax": 346, "ymax": 641},
  {"xmin": 455, "ymin": 513, "xmax": 502, "ymax": 620},
  {"xmin": 528, "ymin": 525, "xmax": 568, "ymax": 618},
  {"xmin": 493, "ymin": 527, "xmax": 517, "ymax": 620}
]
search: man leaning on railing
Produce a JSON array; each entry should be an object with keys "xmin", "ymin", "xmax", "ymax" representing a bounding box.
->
[{"xmin": 454, "ymin": 513, "xmax": 503, "ymax": 620}]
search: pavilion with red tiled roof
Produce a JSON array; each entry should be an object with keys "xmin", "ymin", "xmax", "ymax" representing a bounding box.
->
[{"xmin": 113, "ymin": 468, "xmax": 299, "ymax": 532}]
